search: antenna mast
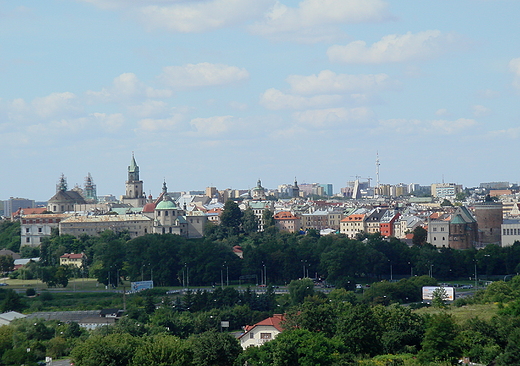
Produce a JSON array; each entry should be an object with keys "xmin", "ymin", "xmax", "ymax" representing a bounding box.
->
[{"xmin": 376, "ymin": 152, "xmax": 380, "ymax": 188}]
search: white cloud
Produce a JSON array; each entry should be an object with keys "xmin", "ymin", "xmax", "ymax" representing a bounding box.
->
[
  {"xmin": 327, "ymin": 30, "xmax": 460, "ymax": 64},
  {"xmin": 487, "ymin": 127, "xmax": 520, "ymax": 139},
  {"xmin": 136, "ymin": 0, "xmax": 272, "ymax": 33},
  {"xmin": 31, "ymin": 92, "xmax": 80, "ymax": 118},
  {"xmin": 87, "ymin": 73, "xmax": 172, "ymax": 103},
  {"xmin": 377, "ymin": 117, "xmax": 477, "ymax": 135},
  {"xmin": 293, "ymin": 107, "xmax": 374, "ymax": 128},
  {"xmin": 159, "ymin": 63, "xmax": 249, "ymax": 89},
  {"xmin": 250, "ymin": 0, "xmax": 391, "ymax": 43},
  {"xmin": 190, "ymin": 115, "xmax": 236, "ymax": 135},
  {"xmin": 229, "ymin": 101, "xmax": 248, "ymax": 110},
  {"xmin": 286, "ymin": 70, "xmax": 391, "ymax": 95},
  {"xmin": 260, "ymin": 88, "xmax": 344, "ymax": 110},
  {"xmin": 128, "ymin": 100, "xmax": 169, "ymax": 118},
  {"xmin": 477, "ymin": 89, "xmax": 500, "ymax": 99},
  {"xmin": 91, "ymin": 113, "xmax": 125, "ymax": 132},
  {"xmin": 435, "ymin": 109, "xmax": 450, "ymax": 116},
  {"xmin": 509, "ymin": 58, "xmax": 520, "ymax": 89},
  {"xmin": 137, "ymin": 114, "xmax": 184, "ymax": 131},
  {"xmin": 472, "ymin": 105, "xmax": 491, "ymax": 117}
]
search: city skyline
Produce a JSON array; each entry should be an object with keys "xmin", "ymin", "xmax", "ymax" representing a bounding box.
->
[{"xmin": 2, "ymin": 1, "xmax": 520, "ymax": 200}]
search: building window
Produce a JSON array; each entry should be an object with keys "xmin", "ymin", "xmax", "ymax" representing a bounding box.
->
[
  {"xmin": 165, "ymin": 211, "xmax": 168, "ymax": 216},
  {"xmin": 260, "ymin": 333, "xmax": 272, "ymax": 340},
  {"xmin": 25, "ymin": 228, "xmax": 30, "ymax": 233},
  {"xmin": 26, "ymin": 237, "xmax": 30, "ymax": 243},
  {"xmin": 38, "ymin": 227, "xmax": 42, "ymax": 233},
  {"xmin": 249, "ymin": 332, "xmax": 254, "ymax": 339}
]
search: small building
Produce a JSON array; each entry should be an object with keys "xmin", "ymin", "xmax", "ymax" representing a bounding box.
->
[
  {"xmin": 0, "ymin": 311, "xmax": 26, "ymax": 326},
  {"xmin": 274, "ymin": 211, "xmax": 300, "ymax": 233},
  {"xmin": 238, "ymin": 314, "xmax": 285, "ymax": 349},
  {"xmin": 60, "ymin": 253, "xmax": 87, "ymax": 268}
]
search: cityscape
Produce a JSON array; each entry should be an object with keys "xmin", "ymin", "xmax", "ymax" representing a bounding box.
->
[
  {"xmin": 3, "ymin": 0, "xmax": 520, "ymax": 365},
  {"xmin": 1, "ymin": 153, "xmax": 519, "ymax": 250}
]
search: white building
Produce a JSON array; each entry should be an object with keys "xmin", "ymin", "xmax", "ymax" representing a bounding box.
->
[{"xmin": 238, "ymin": 314, "xmax": 285, "ymax": 349}]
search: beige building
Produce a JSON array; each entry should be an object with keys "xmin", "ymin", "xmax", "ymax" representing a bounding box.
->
[
  {"xmin": 274, "ymin": 211, "xmax": 300, "ymax": 233},
  {"xmin": 340, "ymin": 213, "xmax": 366, "ymax": 238},
  {"xmin": 60, "ymin": 214, "xmax": 152, "ymax": 238},
  {"xmin": 60, "ymin": 253, "xmax": 87, "ymax": 268}
]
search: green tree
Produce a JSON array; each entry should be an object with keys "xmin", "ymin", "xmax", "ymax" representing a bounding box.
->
[
  {"xmin": 0, "ymin": 289, "xmax": 23, "ymax": 312},
  {"xmin": 418, "ymin": 312, "xmax": 461, "ymax": 364},
  {"xmin": 432, "ymin": 287, "xmax": 449, "ymax": 308},
  {"xmin": 334, "ymin": 304, "xmax": 382, "ymax": 357},
  {"xmin": 242, "ymin": 207, "xmax": 259, "ymax": 234},
  {"xmin": 0, "ymin": 255, "xmax": 14, "ymax": 274},
  {"xmin": 288, "ymin": 278, "xmax": 315, "ymax": 305},
  {"xmin": 220, "ymin": 201, "xmax": 243, "ymax": 236},
  {"xmin": 71, "ymin": 333, "xmax": 142, "ymax": 366},
  {"xmin": 412, "ymin": 226, "xmax": 428, "ymax": 246},
  {"xmin": 262, "ymin": 209, "xmax": 275, "ymax": 229},
  {"xmin": 132, "ymin": 334, "xmax": 192, "ymax": 366},
  {"xmin": 188, "ymin": 330, "xmax": 242, "ymax": 366},
  {"xmin": 270, "ymin": 329, "xmax": 345, "ymax": 366}
]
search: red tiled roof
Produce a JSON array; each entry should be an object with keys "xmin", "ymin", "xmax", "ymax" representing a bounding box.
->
[
  {"xmin": 274, "ymin": 211, "xmax": 297, "ymax": 220},
  {"xmin": 60, "ymin": 253, "xmax": 86, "ymax": 259},
  {"xmin": 13, "ymin": 207, "xmax": 47, "ymax": 217},
  {"xmin": 240, "ymin": 314, "xmax": 285, "ymax": 338}
]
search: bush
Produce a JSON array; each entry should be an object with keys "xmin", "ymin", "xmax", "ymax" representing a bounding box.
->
[{"xmin": 25, "ymin": 288, "xmax": 36, "ymax": 297}]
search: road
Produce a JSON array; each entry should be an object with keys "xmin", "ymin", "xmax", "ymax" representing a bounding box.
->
[{"xmin": 46, "ymin": 359, "xmax": 71, "ymax": 366}]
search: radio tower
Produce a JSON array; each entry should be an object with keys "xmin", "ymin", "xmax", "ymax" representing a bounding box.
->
[{"xmin": 375, "ymin": 152, "xmax": 380, "ymax": 188}]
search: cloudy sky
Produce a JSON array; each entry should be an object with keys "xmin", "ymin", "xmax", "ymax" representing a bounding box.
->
[{"xmin": 2, "ymin": 0, "xmax": 520, "ymax": 200}]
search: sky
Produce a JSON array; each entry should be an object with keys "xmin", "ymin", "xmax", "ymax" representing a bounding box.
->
[{"xmin": 2, "ymin": 0, "xmax": 520, "ymax": 201}]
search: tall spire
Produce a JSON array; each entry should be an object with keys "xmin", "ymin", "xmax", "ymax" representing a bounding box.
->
[
  {"xmin": 57, "ymin": 174, "xmax": 67, "ymax": 192},
  {"xmin": 162, "ymin": 180, "xmax": 168, "ymax": 194},
  {"xmin": 128, "ymin": 152, "xmax": 140, "ymax": 182}
]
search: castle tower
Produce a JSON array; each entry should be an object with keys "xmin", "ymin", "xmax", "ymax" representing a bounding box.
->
[{"xmin": 474, "ymin": 202, "xmax": 503, "ymax": 247}]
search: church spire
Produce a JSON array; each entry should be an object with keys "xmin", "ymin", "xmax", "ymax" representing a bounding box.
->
[
  {"xmin": 57, "ymin": 174, "xmax": 67, "ymax": 192},
  {"xmin": 162, "ymin": 180, "xmax": 168, "ymax": 194},
  {"xmin": 128, "ymin": 152, "xmax": 140, "ymax": 182}
]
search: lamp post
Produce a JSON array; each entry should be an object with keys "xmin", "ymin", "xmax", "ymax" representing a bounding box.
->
[{"xmin": 474, "ymin": 261, "xmax": 478, "ymax": 290}]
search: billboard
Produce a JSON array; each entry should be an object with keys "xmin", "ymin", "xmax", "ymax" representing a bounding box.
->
[
  {"xmin": 131, "ymin": 280, "xmax": 154, "ymax": 292},
  {"xmin": 422, "ymin": 286, "xmax": 455, "ymax": 301}
]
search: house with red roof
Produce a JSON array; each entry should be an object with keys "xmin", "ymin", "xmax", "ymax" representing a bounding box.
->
[
  {"xmin": 59, "ymin": 253, "xmax": 87, "ymax": 268},
  {"xmin": 238, "ymin": 314, "xmax": 285, "ymax": 349},
  {"xmin": 273, "ymin": 211, "xmax": 300, "ymax": 233}
]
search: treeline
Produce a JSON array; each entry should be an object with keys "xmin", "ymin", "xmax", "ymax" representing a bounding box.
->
[{"xmin": 17, "ymin": 227, "xmax": 520, "ymax": 290}]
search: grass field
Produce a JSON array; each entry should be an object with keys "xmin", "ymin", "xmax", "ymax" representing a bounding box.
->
[{"xmin": 414, "ymin": 303, "xmax": 499, "ymax": 323}]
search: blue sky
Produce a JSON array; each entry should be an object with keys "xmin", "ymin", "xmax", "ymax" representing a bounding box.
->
[{"xmin": 1, "ymin": 0, "xmax": 520, "ymax": 200}]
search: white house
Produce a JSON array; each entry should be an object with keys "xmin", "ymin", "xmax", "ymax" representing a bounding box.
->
[{"xmin": 238, "ymin": 314, "xmax": 285, "ymax": 349}]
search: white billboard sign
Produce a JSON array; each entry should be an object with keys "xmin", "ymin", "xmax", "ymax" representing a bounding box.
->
[
  {"xmin": 131, "ymin": 280, "xmax": 154, "ymax": 292},
  {"xmin": 422, "ymin": 286, "xmax": 455, "ymax": 301}
]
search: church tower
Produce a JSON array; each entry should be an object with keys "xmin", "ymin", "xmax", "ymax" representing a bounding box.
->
[
  {"xmin": 122, "ymin": 153, "xmax": 146, "ymax": 207},
  {"xmin": 292, "ymin": 177, "xmax": 300, "ymax": 198}
]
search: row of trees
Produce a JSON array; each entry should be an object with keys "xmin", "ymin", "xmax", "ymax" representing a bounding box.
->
[{"xmin": 13, "ymin": 227, "xmax": 520, "ymax": 290}]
